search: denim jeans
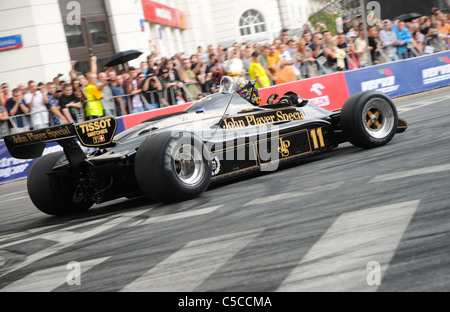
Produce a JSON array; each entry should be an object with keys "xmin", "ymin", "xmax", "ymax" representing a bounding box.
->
[{"xmin": 131, "ymin": 106, "xmax": 146, "ymax": 114}]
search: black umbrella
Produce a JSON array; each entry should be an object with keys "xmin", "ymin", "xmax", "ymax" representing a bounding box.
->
[
  {"xmin": 394, "ymin": 13, "xmax": 422, "ymax": 22},
  {"xmin": 104, "ymin": 49, "xmax": 143, "ymax": 67}
]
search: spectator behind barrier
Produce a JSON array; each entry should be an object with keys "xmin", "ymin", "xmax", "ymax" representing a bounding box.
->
[
  {"xmin": 248, "ymin": 52, "xmax": 271, "ymax": 89},
  {"xmin": 111, "ymin": 74, "xmax": 128, "ymax": 116},
  {"xmin": 0, "ymin": 99, "xmax": 9, "ymax": 138},
  {"xmin": 142, "ymin": 71, "xmax": 164, "ymax": 109},
  {"xmin": 393, "ymin": 21, "xmax": 412, "ymax": 59},
  {"xmin": 59, "ymin": 83, "xmax": 82, "ymax": 124},
  {"xmin": 24, "ymin": 80, "xmax": 50, "ymax": 130},
  {"xmin": 85, "ymin": 73, "xmax": 105, "ymax": 120},
  {"xmin": 179, "ymin": 58, "xmax": 200, "ymax": 100},
  {"xmin": 46, "ymin": 82, "xmax": 69, "ymax": 125},
  {"xmin": 126, "ymin": 67, "xmax": 146, "ymax": 114},
  {"xmin": 379, "ymin": 20, "xmax": 400, "ymax": 62},
  {"xmin": 6, "ymin": 88, "xmax": 30, "ymax": 134}
]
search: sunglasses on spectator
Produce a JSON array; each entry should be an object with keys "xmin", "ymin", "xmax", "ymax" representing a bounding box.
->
[{"xmin": 162, "ymin": 71, "xmax": 169, "ymax": 74}]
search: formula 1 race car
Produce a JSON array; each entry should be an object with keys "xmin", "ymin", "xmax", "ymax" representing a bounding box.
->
[{"xmin": 4, "ymin": 77, "xmax": 407, "ymax": 215}]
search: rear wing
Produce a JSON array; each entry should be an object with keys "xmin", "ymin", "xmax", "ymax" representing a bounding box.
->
[{"xmin": 4, "ymin": 117, "xmax": 118, "ymax": 159}]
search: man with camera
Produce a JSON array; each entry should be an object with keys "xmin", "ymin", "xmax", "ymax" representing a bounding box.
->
[
  {"xmin": 142, "ymin": 71, "xmax": 164, "ymax": 110},
  {"xmin": 95, "ymin": 71, "xmax": 115, "ymax": 116},
  {"xmin": 206, "ymin": 54, "xmax": 224, "ymax": 93},
  {"xmin": 125, "ymin": 67, "xmax": 147, "ymax": 114}
]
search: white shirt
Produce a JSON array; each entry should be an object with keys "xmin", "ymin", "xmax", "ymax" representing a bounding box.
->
[
  {"xmin": 355, "ymin": 37, "xmax": 369, "ymax": 65},
  {"xmin": 24, "ymin": 91, "xmax": 49, "ymax": 128},
  {"xmin": 281, "ymin": 50, "xmax": 295, "ymax": 62},
  {"xmin": 131, "ymin": 80, "xmax": 144, "ymax": 108},
  {"xmin": 224, "ymin": 58, "xmax": 245, "ymax": 82}
]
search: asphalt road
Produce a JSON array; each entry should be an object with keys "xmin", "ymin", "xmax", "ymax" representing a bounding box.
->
[{"xmin": 0, "ymin": 89, "xmax": 449, "ymax": 293}]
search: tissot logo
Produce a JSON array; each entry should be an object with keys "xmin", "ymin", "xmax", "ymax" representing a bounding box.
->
[
  {"xmin": 361, "ymin": 69, "xmax": 399, "ymax": 93},
  {"xmin": 422, "ymin": 57, "xmax": 450, "ymax": 85}
]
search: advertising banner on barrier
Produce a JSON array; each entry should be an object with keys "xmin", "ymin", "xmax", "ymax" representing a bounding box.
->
[
  {"xmin": 0, "ymin": 142, "xmax": 63, "ymax": 185},
  {"xmin": 259, "ymin": 72, "xmax": 350, "ymax": 111},
  {"xmin": 344, "ymin": 61, "xmax": 411, "ymax": 98},
  {"xmin": 122, "ymin": 103, "xmax": 190, "ymax": 129},
  {"xmin": 405, "ymin": 51, "xmax": 450, "ymax": 94}
]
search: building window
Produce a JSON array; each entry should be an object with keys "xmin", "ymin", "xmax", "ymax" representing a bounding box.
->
[
  {"xmin": 64, "ymin": 24, "xmax": 85, "ymax": 49},
  {"xmin": 239, "ymin": 9, "xmax": 266, "ymax": 37},
  {"xmin": 88, "ymin": 21, "xmax": 109, "ymax": 45}
]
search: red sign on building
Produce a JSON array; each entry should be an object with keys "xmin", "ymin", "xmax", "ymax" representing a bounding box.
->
[{"xmin": 141, "ymin": 0, "xmax": 185, "ymax": 29}]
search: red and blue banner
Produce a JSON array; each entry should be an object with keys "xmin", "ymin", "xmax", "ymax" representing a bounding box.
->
[
  {"xmin": 405, "ymin": 53, "xmax": 450, "ymax": 93},
  {"xmin": 344, "ymin": 51, "xmax": 450, "ymax": 98},
  {"xmin": 259, "ymin": 72, "xmax": 350, "ymax": 111},
  {"xmin": 344, "ymin": 61, "xmax": 411, "ymax": 98}
]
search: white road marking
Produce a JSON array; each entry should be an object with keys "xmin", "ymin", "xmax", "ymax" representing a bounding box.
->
[
  {"xmin": 0, "ymin": 208, "xmax": 154, "ymax": 278},
  {"xmin": 2, "ymin": 196, "xmax": 30, "ymax": 202},
  {"xmin": 0, "ymin": 219, "xmax": 100, "ymax": 244},
  {"xmin": 369, "ymin": 164, "xmax": 450, "ymax": 183},
  {"xmin": 0, "ymin": 190, "xmax": 28, "ymax": 199},
  {"xmin": 127, "ymin": 205, "xmax": 222, "ymax": 228},
  {"xmin": 121, "ymin": 229, "xmax": 262, "ymax": 292},
  {"xmin": 1, "ymin": 257, "xmax": 110, "ymax": 292},
  {"xmin": 396, "ymin": 96, "xmax": 449, "ymax": 113},
  {"xmin": 244, "ymin": 182, "xmax": 344, "ymax": 207},
  {"xmin": 277, "ymin": 200, "xmax": 420, "ymax": 292}
]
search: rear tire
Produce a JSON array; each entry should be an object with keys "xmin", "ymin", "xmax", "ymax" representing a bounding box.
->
[
  {"xmin": 341, "ymin": 91, "xmax": 398, "ymax": 148},
  {"xmin": 27, "ymin": 152, "xmax": 93, "ymax": 216},
  {"xmin": 134, "ymin": 132, "xmax": 211, "ymax": 202}
]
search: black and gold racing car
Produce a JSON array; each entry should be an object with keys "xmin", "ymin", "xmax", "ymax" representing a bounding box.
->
[{"xmin": 4, "ymin": 77, "xmax": 407, "ymax": 215}]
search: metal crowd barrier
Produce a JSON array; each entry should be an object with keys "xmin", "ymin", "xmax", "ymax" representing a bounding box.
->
[{"xmin": 4, "ymin": 81, "xmax": 206, "ymax": 134}]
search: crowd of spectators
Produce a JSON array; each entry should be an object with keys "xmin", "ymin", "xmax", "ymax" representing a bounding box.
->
[{"xmin": 1, "ymin": 6, "xmax": 449, "ymax": 139}]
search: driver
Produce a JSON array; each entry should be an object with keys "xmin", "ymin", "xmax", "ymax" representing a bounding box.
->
[{"xmin": 235, "ymin": 80, "xmax": 261, "ymax": 106}]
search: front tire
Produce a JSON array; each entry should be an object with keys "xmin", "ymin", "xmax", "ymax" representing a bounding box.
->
[
  {"xmin": 341, "ymin": 91, "xmax": 398, "ymax": 148},
  {"xmin": 27, "ymin": 152, "xmax": 93, "ymax": 216},
  {"xmin": 134, "ymin": 132, "xmax": 211, "ymax": 202}
]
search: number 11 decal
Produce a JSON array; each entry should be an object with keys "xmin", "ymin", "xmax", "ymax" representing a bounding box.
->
[{"xmin": 310, "ymin": 128, "xmax": 325, "ymax": 149}]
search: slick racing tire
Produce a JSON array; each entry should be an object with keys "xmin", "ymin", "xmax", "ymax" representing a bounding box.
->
[
  {"xmin": 27, "ymin": 152, "xmax": 93, "ymax": 216},
  {"xmin": 134, "ymin": 132, "xmax": 212, "ymax": 202},
  {"xmin": 341, "ymin": 91, "xmax": 398, "ymax": 148}
]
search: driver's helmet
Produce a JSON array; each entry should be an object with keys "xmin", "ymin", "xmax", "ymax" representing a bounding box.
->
[{"xmin": 235, "ymin": 81, "xmax": 261, "ymax": 106}]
